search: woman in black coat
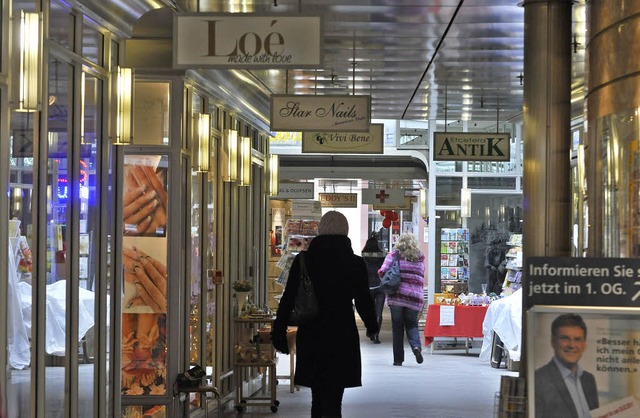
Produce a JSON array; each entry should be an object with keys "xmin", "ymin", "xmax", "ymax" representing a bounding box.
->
[
  {"xmin": 361, "ymin": 234, "xmax": 386, "ymax": 343},
  {"xmin": 272, "ymin": 211, "xmax": 378, "ymax": 418}
]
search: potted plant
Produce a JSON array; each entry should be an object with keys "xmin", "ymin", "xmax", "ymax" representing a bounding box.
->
[
  {"xmin": 232, "ymin": 279, "xmax": 253, "ymax": 313},
  {"xmin": 232, "ymin": 279, "xmax": 253, "ymax": 292}
]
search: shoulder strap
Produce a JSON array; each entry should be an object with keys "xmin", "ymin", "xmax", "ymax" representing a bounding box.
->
[{"xmin": 299, "ymin": 251, "xmax": 308, "ymax": 276}]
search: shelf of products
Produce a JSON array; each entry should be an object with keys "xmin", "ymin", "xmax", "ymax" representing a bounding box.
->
[
  {"xmin": 274, "ymin": 219, "xmax": 318, "ymax": 288},
  {"xmin": 233, "ymin": 317, "xmax": 279, "ymax": 413},
  {"xmin": 440, "ymin": 228, "xmax": 469, "ymax": 294},
  {"xmin": 501, "ymin": 234, "xmax": 522, "ymax": 297}
]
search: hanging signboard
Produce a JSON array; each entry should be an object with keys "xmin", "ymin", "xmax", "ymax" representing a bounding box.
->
[
  {"xmin": 433, "ymin": 132, "xmax": 510, "ymax": 162},
  {"xmin": 318, "ymin": 193, "xmax": 358, "ymax": 208},
  {"xmin": 276, "ymin": 182, "xmax": 314, "ymax": 199},
  {"xmin": 301, "ymin": 124, "xmax": 383, "ymax": 154},
  {"xmin": 373, "ymin": 196, "xmax": 414, "ymax": 211},
  {"xmin": 270, "ymin": 95, "xmax": 371, "ymax": 132},
  {"xmin": 361, "ymin": 188, "xmax": 404, "ymax": 206},
  {"xmin": 174, "ymin": 14, "xmax": 322, "ymax": 68}
]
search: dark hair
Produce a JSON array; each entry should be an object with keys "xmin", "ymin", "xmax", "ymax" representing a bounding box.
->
[
  {"xmin": 551, "ymin": 313, "xmax": 587, "ymax": 338},
  {"xmin": 362, "ymin": 236, "xmax": 382, "ymax": 252}
]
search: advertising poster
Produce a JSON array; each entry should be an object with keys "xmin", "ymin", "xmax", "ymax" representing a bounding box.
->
[
  {"xmin": 526, "ymin": 257, "xmax": 640, "ymax": 417},
  {"xmin": 123, "ymin": 155, "xmax": 168, "ymax": 237},
  {"xmin": 528, "ymin": 306, "xmax": 640, "ymax": 418},
  {"xmin": 122, "ymin": 153, "xmax": 170, "ymax": 397},
  {"xmin": 122, "ymin": 236, "xmax": 167, "ymax": 314},
  {"xmin": 121, "ymin": 313, "xmax": 167, "ymax": 396}
]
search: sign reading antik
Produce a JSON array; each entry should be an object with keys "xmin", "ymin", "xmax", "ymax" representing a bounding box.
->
[
  {"xmin": 433, "ymin": 132, "xmax": 510, "ymax": 162},
  {"xmin": 174, "ymin": 14, "xmax": 322, "ymax": 68},
  {"xmin": 270, "ymin": 95, "xmax": 371, "ymax": 132},
  {"xmin": 302, "ymin": 124, "xmax": 383, "ymax": 154}
]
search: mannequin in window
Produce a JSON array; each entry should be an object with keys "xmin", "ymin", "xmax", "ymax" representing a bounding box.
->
[{"xmin": 485, "ymin": 240, "xmax": 505, "ymax": 295}]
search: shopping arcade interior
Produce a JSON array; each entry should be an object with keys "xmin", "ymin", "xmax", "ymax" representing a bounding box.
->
[{"xmin": 1, "ymin": 2, "xmax": 604, "ymax": 418}]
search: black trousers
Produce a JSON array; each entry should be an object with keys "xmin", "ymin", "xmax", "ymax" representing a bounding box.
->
[
  {"xmin": 370, "ymin": 288, "xmax": 385, "ymax": 332},
  {"xmin": 311, "ymin": 386, "xmax": 345, "ymax": 418}
]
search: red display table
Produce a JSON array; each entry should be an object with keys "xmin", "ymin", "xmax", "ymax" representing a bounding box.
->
[{"xmin": 424, "ymin": 304, "xmax": 488, "ymax": 353}]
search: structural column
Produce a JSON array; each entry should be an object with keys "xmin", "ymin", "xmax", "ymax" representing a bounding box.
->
[
  {"xmin": 522, "ymin": 0, "xmax": 572, "ymax": 260},
  {"xmin": 586, "ymin": 3, "xmax": 640, "ymax": 258},
  {"xmin": 521, "ymin": 0, "xmax": 573, "ymax": 378}
]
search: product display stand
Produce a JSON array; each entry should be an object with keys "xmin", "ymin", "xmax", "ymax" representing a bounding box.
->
[
  {"xmin": 439, "ymin": 228, "xmax": 469, "ymax": 294},
  {"xmin": 233, "ymin": 317, "xmax": 279, "ymax": 413},
  {"xmin": 502, "ymin": 234, "xmax": 522, "ymax": 296}
]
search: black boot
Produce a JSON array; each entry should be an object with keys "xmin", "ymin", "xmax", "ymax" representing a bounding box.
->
[{"xmin": 373, "ymin": 334, "xmax": 381, "ymax": 344}]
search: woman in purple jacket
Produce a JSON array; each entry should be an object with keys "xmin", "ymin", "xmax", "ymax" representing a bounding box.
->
[{"xmin": 378, "ymin": 232, "xmax": 425, "ymax": 366}]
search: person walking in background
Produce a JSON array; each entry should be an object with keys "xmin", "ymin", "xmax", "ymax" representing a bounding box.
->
[
  {"xmin": 378, "ymin": 232, "xmax": 425, "ymax": 366},
  {"xmin": 271, "ymin": 211, "xmax": 379, "ymax": 418},
  {"xmin": 361, "ymin": 233, "xmax": 386, "ymax": 344}
]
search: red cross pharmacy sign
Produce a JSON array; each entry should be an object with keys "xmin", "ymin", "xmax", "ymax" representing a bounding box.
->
[{"xmin": 361, "ymin": 188, "xmax": 404, "ymax": 205}]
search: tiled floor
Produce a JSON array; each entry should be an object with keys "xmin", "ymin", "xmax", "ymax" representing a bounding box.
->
[{"xmin": 221, "ymin": 317, "xmax": 518, "ymax": 418}]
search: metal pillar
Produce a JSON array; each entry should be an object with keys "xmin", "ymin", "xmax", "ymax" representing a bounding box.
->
[
  {"xmin": 522, "ymin": 0, "xmax": 572, "ymax": 260},
  {"xmin": 520, "ymin": 0, "xmax": 573, "ymax": 380},
  {"xmin": 586, "ymin": 3, "xmax": 640, "ymax": 257}
]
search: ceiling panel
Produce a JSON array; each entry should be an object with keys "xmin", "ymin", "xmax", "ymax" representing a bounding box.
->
[{"xmin": 80, "ymin": 0, "xmax": 586, "ymax": 127}]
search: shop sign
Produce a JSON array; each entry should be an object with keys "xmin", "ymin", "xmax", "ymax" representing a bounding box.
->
[
  {"xmin": 373, "ymin": 196, "xmax": 413, "ymax": 211},
  {"xmin": 318, "ymin": 193, "xmax": 357, "ymax": 208},
  {"xmin": 174, "ymin": 14, "xmax": 322, "ymax": 68},
  {"xmin": 276, "ymin": 182, "xmax": 314, "ymax": 199},
  {"xmin": 301, "ymin": 124, "xmax": 383, "ymax": 154},
  {"xmin": 361, "ymin": 188, "xmax": 404, "ymax": 206},
  {"xmin": 291, "ymin": 200, "xmax": 322, "ymax": 219},
  {"xmin": 433, "ymin": 132, "xmax": 510, "ymax": 162},
  {"xmin": 270, "ymin": 95, "xmax": 371, "ymax": 132}
]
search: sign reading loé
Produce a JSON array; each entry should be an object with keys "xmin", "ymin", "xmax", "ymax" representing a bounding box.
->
[
  {"xmin": 271, "ymin": 95, "xmax": 371, "ymax": 132},
  {"xmin": 174, "ymin": 14, "xmax": 322, "ymax": 68},
  {"xmin": 433, "ymin": 132, "xmax": 510, "ymax": 162}
]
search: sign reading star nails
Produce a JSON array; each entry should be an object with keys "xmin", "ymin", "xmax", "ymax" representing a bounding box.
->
[{"xmin": 361, "ymin": 188, "xmax": 404, "ymax": 205}]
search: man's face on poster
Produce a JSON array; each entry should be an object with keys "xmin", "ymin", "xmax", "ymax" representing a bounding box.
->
[{"xmin": 552, "ymin": 325, "xmax": 586, "ymax": 369}]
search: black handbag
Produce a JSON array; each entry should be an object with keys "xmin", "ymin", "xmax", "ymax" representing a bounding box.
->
[
  {"xmin": 380, "ymin": 251, "xmax": 401, "ymax": 295},
  {"xmin": 289, "ymin": 252, "xmax": 319, "ymax": 326},
  {"xmin": 175, "ymin": 365, "xmax": 206, "ymax": 390}
]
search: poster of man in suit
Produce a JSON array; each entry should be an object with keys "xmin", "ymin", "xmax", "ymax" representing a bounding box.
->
[{"xmin": 528, "ymin": 307, "xmax": 640, "ymax": 418}]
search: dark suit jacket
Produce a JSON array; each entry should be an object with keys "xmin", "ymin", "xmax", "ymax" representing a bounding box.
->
[{"xmin": 534, "ymin": 360, "xmax": 599, "ymax": 418}]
